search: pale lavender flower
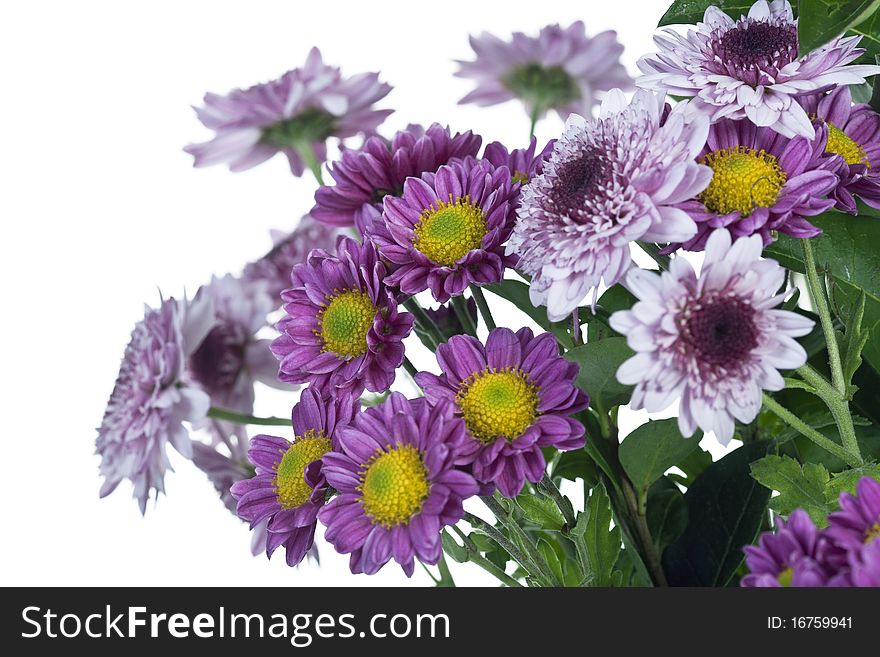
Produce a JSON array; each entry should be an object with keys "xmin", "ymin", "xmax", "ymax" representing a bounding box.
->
[
  {"xmin": 638, "ymin": 0, "xmax": 880, "ymax": 138},
  {"xmin": 610, "ymin": 229, "xmax": 814, "ymax": 444},
  {"xmin": 510, "ymin": 89, "xmax": 712, "ymax": 321}
]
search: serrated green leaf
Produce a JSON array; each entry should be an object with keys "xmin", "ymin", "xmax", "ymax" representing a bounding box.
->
[
  {"xmin": 516, "ymin": 493, "xmax": 565, "ymax": 531},
  {"xmin": 575, "ymin": 482, "xmax": 621, "ymax": 586},
  {"xmin": 798, "ymin": 0, "xmax": 880, "ymax": 54},
  {"xmin": 658, "ymin": 0, "xmax": 755, "ymax": 26},
  {"xmin": 619, "ymin": 418, "xmax": 701, "ymax": 504},
  {"xmin": 749, "ymin": 454, "xmax": 832, "ymax": 524},
  {"xmin": 646, "ymin": 477, "xmax": 689, "ymax": 551},
  {"xmin": 824, "ymin": 463, "xmax": 880, "ymax": 501},
  {"xmin": 564, "ymin": 337, "xmax": 635, "ymax": 412}
]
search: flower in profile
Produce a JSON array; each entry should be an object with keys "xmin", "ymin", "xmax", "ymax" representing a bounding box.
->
[
  {"xmin": 230, "ymin": 387, "xmax": 358, "ymax": 567},
  {"xmin": 483, "ymin": 137, "xmax": 555, "ymax": 191},
  {"xmin": 799, "ymin": 86, "xmax": 880, "ymax": 213},
  {"xmin": 673, "ymin": 118, "xmax": 838, "ymax": 251},
  {"xmin": 312, "ymin": 124, "xmax": 482, "ymax": 233},
  {"xmin": 191, "ymin": 441, "xmax": 253, "ymax": 515},
  {"xmin": 826, "ymin": 475, "xmax": 880, "ymax": 551},
  {"xmin": 271, "ymin": 236, "xmax": 413, "ymax": 394},
  {"xmin": 511, "ymin": 89, "xmax": 711, "ymax": 321},
  {"xmin": 742, "ymin": 510, "xmax": 833, "ymax": 586},
  {"xmin": 456, "ymin": 22, "xmax": 632, "ymax": 120},
  {"xmin": 318, "ymin": 393, "xmax": 478, "ymax": 576},
  {"xmin": 637, "ymin": 0, "xmax": 880, "ymax": 138},
  {"xmin": 242, "ymin": 216, "xmax": 340, "ymax": 303},
  {"xmin": 185, "ymin": 48, "xmax": 392, "ymax": 175},
  {"xmin": 97, "ymin": 295, "xmax": 214, "ymax": 513},
  {"xmin": 611, "ymin": 230, "xmax": 814, "ymax": 444},
  {"xmin": 371, "ymin": 160, "xmax": 519, "ymax": 303},
  {"xmin": 415, "ymin": 327, "xmax": 588, "ymax": 497}
]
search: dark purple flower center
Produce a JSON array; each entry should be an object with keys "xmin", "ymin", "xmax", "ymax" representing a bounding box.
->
[
  {"xmin": 712, "ymin": 21, "xmax": 798, "ymax": 81},
  {"xmin": 545, "ymin": 149, "xmax": 609, "ymax": 217},
  {"xmin": 189, "ymin": 325, "xmax": 245, "ymax": 396},
  {"xmin": 682, "ymin": 297, "xmax": 758, "ymax": 368}
]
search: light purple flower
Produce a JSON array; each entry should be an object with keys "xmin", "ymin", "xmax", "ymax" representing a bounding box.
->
[
  {"xmin": 230, "ymin": 387, "xmax": 358, "ymax": 567},
  {"xmin": 673, "ymin": 117, "xmax": 838, "ymax": 252},
  {"xmin": 318, "ymin": 393, "xmax": 479, "ymax": 576},
  {"xmin": 371, "ymin": 159, "xmax": 519, "ymax": 303},
  {"xmin": 185, "ymin": 48, "xmax": 392, "ymax": 175},
  {"xmin": 742, "ymin": 510, "xmax": 834, "ymax": 586},
  {"xmin": 827, "ymin": 475, "xmax": 880, "ymax": 550},
  {"xmin": 312, "ymin": 124, "xmax": 482, "ymax": 233},
  {"xmin": 415, "ymin": 327, "xmax": 588, "ymax": 498},
  {"xmin": 799, "ymin": 86, "xmax": 880, "ymax": 212},
  {"xmin": 192, "ymin": 441, "xmax": 253, "ymax": 515},
  {"xmin": 638, "ymin": 0, "xmax": 880, "ymax": 138},
  {"xmin": 97, "ymin": 295, "xmax": 213, "ymax": 513},
  {"xmin": 456, "ymin": 22, "xmax": 632, "ymax": 120},
  {"xmin": 610, "ymin": 230, "xmax": 814, "ymax": 445},
  {"xmin": 510, "ymin": 89, "xmax": 712, "ymax": 321},
  {"xmin": 271, "ymin": 236, "xmax": 413, "ymax": 394}
]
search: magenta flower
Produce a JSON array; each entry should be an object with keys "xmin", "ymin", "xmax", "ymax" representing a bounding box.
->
[
  {"xmin": 318, "ymin": 393, "xmax": 479, "ymax": 576},
  {"xmin": 638, "ymin": 0, "xmax": 880, "ymax": 138},
  {"xmin": 827, "ymin": 476, "xmax": 880, "ymax": 551},
  {"xmin": 185, "ymin": 48, "xmax": 391, "ymax": 175},
  {"xmin": 510, "ymin": 89, "xmax": 711, "ymax": 321},
  {"xmin": 312, "ymin": 124, "xmax": 482, "ymax": 233},
  {"xmin": 271, "ymin": 236, "xmax": 413, "ymax": 394},
  {"xmin": 742, "ymin": 510, "xmax": 834, "ymax": 587},
  {"xmin": 483, "ymin": 137, "xmax": 555, "ymax": 193},
  {"xmin": 415, "ymin": 327, "xmax": 587, "ymax": 498},
  {"xmin": 611, "ymin": 230, "xmax": 814, "ymax": 445},
  {"xmin": 371, "ymin": 159, "xmax": 519, "ymax": 303},
  {"xmin": 456, "ymin": 22, "xmax": 632, "ymax": 120},
  {"xmin": 230, "ymin": 387, "xmax": 358, "ymax": 567}
]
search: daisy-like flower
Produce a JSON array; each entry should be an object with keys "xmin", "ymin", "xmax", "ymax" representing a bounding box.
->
[
  {"xmin": 191, "ymin": 441, "xmax": 253, "ymax": 515},
  {"xmin": 610, "ymin": 230, "xmax": 814, "ymax": 444},
  {"xmin": 312, "ymin": 124, "xmax": 482, "ymax": 233},
  {"xmin": 230, "ymin": 387, "xmax": 358, "ymax": 567},
  {"xmin": 415, "ymin": 327, "xmax": 588, "ymax": 497},
  {"xmin": 845, "ymin": 539, "xmax": 880, "ymax": 587},
  {"xmin": 826, "ymin": 476, "xmax": 880, "ymax": 551},
  {"xmin": 97, "ymin": 295, "xmax": 214, "ymax": 513},
  {"xmin": 673, "ymin": 118, "xmax": 838, "ymax": 251},
  {"xmin": 510, "ymin": 89, "xmax": 711, "ymax": 321},
  {"xmin": 371, "ymin": 160, "xmax": 519, "ymax": 303},
  {"xmin": 483, "ymin": 137, "xmax": 555, "ymax": 190},
  {"xmin": 456, "ymin": 22, "xmax": 632, "ymax": 120},
  {"xmin": 741, "ymin": 510, "xmax": 834, "ymax": 587},
  {"xmin": 242, "ymin": 216, "xmax": 340, "ymax": 303},
  {"xmin": 185, "ymin": 48, "xmax": 392, "ymax": 175},
  {"xmin": 637, "ymin": 0, "xmax": 880, "ymax": 138},
  {"xmin": 318, "ymin": 393, "xmax": 479, "ymax": 576},
  {"xmin": 271, "ymin": 236, "xmax": 413, "ymax": 394},
  {"xmin": 799, "ymin": 86, "xmax": 880, "ymax": 213}
]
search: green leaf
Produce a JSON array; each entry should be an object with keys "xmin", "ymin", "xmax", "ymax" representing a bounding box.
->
[
  {"xmin": 537, "ymin": 538, "xmax": 566, "ymax": 584},
  {"xmin": 575, "ymin": 482, "xmax": 622, "ymax": 586},
  {"xmin": 663, "ymin": 441, "xmax": 774, "ymax": 587},
  {"xmin": 619, "ymin": 418, "xmax": 701, "ymax": 505},
  {"xmin": 840, "ymin": 290, "xmax": 872, "ymax": 391},
  {"xmin": 675, "ymin": 447, "xmax": 714, "ymax": 486},
  {"xmin": 646, "ymin": 477, "xmax": 689, "ymax": 552},
  {"xmin": 799, "ymin": 0, "xmax": 880, "ymax": 55},
  {"xmin": 587, "ymin": 285, "xmax": 636, "ymax": 342},
  {"xmin": 564, "ymin": 337, "xmax": 635, "ymax": 412},
  {"xmin": 440, "ymin": 529, "xmax": 468, "ymax": 563},
  {"xmin": 824, "ymin": 463, "xmax": 880, "ymax": 500},
  {"xmin": 515, "ymin": 493, "xmax": 565, "ymax": 531},
  {"xmin": 483, "ymin": 279, "xmax": 573, "ymax": 348},
  {"xmin": 749, "ymin": 454, "xmax": 832, "ymax": 524},
  {"xmin": 552, "ymin": 448, "xmax": 600, "ymax": 487},
  {"xmin": 658, "ymin": 0, "xmax": 755, "ymax": 26}
]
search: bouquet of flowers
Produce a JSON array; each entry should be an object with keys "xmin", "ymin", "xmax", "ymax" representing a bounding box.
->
[{"xmin": 97, "ymin": 0, "xmax": 880, "ymax": 587}]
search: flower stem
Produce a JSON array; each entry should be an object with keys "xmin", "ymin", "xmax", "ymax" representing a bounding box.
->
[
  {"xmin": 402, "ymin": 297, "xmax": 444, "ymax": 349},
  {"xmin": 295, "ymin": 140, "xmax": 325, "ymax": 185},
  {"xmin": 538, "ymin": 473, "xmax": 576, "ymax": 529},
  {"xmin": 464, "ymin": 512, "xmax": 546, "ymax": 585},
  {"xmin": 528, "ymin": 105, "xmax": 540, "ymax": 140},
  {"xmin": 796, "ymin": 365, "xmax": 862, "ymax": 464},
  {"xmin": 451, "ymin": 526, "xmax": 522, "ymax": 588},
  {"xmin": 762, "ymin": 393, "xmax": 861, "ymax": 467},
  {"xmin": 452, "ymin": 295, "xmax": 479, "ymax": 336},
  {"xmin": 402, "ymin": 356, "xmax": 418, "ymax": 378},
  {"xmin": 801, "ymin": 238, "xmax": 846, "ymax": 396},
  {"xmin": 470, "ymin": 285, "xmax": 496, "ymax": 331},
  {"xmin": 636, "ymin": 241, "xmax": 670, "ymax": 271},
  {"xmin": 620, "ymin": 476, "xmax": 668, "ymax": 587},
  {"xmin": 207, "ymin": 407, "xmax": 290, "ymax": 427}
]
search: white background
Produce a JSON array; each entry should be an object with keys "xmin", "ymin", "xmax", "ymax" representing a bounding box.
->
[{"xmin": 1, "ymin": 0, "xmax": 725, "ymax": 587}]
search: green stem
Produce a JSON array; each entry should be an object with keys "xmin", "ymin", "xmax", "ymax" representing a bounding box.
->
[
  {"xmin": 464, "ymin": 512, "xmax": 545, "ymax": 584},
  {"xmin": 451, "ymin": 526, "xmax": 522, "ymax": 588},
  {"xmin": 796, "ymin": 365, "xmax": 862, "ymax": 463},
  {"xmin": 295, "ymin": 140, "xmax": 325, "ymax": 185},
  {"xmin": 528, "ymin": 105, "xmax": 541, "ymax": 140},
  {"xmin": 402, "ymin": 298, "xmax": 444, "ymax": 349},
  {"xmin": 481, "ymin": 496, "xmax": 559, "ymax": 586},
  {"xmin": 207, "ymin": 407, "xmax": 290, "ymax": 426},
  {"xmin": 452, "ymin": 295, "xmax": 478, "ymax": 336},
  {"xmin": 470, "ymin": 285, "xmax": 497, "ymax": 331},
  {"xmin": 620, "ymin": 476, "xmax": 668, "ymax": 587},
  {"xmin": 801, "ymin": 238, "xmax": 846, "ymax": 396},
  {"xmin": 762, "ymin": 394, "xmax": 861, "ymax": 467},
  {"xmin": 402, "ymin": 356, "xmax": 418, "ymax": 378},
  {"xmin": 636, "ymin": 242, "xmax": 670, "ymax": 272},
  {"xmin": 539, "ymin": 474, "xmax": 576, "ymax": 529}
]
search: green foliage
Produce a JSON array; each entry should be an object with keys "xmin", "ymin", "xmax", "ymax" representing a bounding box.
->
[
  {"xmin": 749, "ymin": 454, "xmax": 832, "ymax": 524},
  {"xmin": 658, "ymin": 0, "xmax": 755, "ymax": 25},
  {"xmin": 483, "ymin": 279, "xmax": 574, "ymax": 348},
  {"xmin": 564, "ymin": 338, "xmax": 635, "ymax": 412},
  {"xmin": 574, "ymin": 483, "xmax": 622, "ymax": 586},
  {"xmin": 440, "ymin": 529, "xmax": 468, "ymax": 563},
  {"xmin": 646, "ymin": 477, "xmax": 689, "ymax": 552},
  {"xmin": 552, "ymin": 448, "xmax": 600, "ymax": 487},
  {"xmin": 824, "ymin": 463, "xmax": 880, "ymax": 499},
  {"xmin": 516, "ymin": 494, "xmax": 565, "ymax": 531},
  {"xmin": 798, "ymin": 0, "xmax": 880, "ymax": 55},
  {"xmin": 586, "ymin": 285, "xmax": 636, "ymax": 342}
]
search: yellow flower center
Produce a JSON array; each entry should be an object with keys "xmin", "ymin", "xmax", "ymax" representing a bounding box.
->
[
  {"xmin": 865, "ymin": 522, "xmax": 880, "ymax": 544},
  {"xmin": 699, "ymin": 146, "xmax": 788, "ymax": 216},
  {"xmin": 777, "ymin": 566, "xmax": 794, "ymax": 587},
  {"xmin": 359, "ymin": 444, "xmax": 429, "ymax": 527},
  {"xmin": 456, "ymin": 368, "xmax": 539, "ymax": 444},
  {"xmin": 412, "ymin": 195, "xmax": 487, "ymax": 267},
  {"xmin": 826, "ymin": 122, "xmax": 870, "ymax": 167},
  {"xmin": 274, "ymin": 431, "xmax": 332, "ymax": 509},
  {"xmin": 317, "ymin": 289, "xmax": 376, "ymax": 358}
]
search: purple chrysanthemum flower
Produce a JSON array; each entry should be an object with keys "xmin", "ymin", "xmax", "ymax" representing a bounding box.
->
[
  {"xmin": 415, "ymin": 327, "xmax": 588, "ymax": 498},
  {"xmin": 483, "ymin": 137, "xmax": 555, "ymax": 191},
  {"xmin": 242, "ymin": 216, "xmax": 340, "ymax": 303},
  {"xmin": 673, "ymin": 117, "xmax": 839, "ymax": 251},
  {"xmin": 742, "ymin": 510, "xmax": 833, "ymax": 586},
  {"xmin": 312, "ymin": 124, "xmax": 482, "ymax": 233},
  {"xmin": 638, "ymin": 0, "xmax": 880, "ymax": 138},
  {"xmin": 510, "ymin": 89, "xmax": 712, "ymax": 321},
  {"xmin": 271, "ymin": 236, "xmax": 413, "ymax": 394},
  {"xmin": 184, "ymin": 48, "xmax": 392, "ymax": 175},
  {"xmin": 371, "ymin": 160, "xmax": 520, "ymax": 303},
  {"xmin": 610, "ymin": 230, "xmax": 814, "ymax": 444},
  {"xmin": 318, "ymin": 393, "xmax": 479, "ymax": 576},
  {"xmin": 456, "ymin": 22, "xmax": 633, "ymax": 120},
  {"xmin": 799, "ymin": 86, "xmax": 880, "ymax": 213},
  {"xmin": 192, "ymin": 441, "xmax": 253, "ymax": 515},
  {"xmin": 230, "ymin": 387, "xmax": 358, "ymax": 567},
  {"xmin": 97, "ymin": 295, "xmax": 214, "ymax": 513},
  {"xmin": 827, "ymin": 475, "xmax": 880, "ymax": 551},
  {"xmin": 845, "ymin": 539, "xmax": 880, "ymax": 587}
]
